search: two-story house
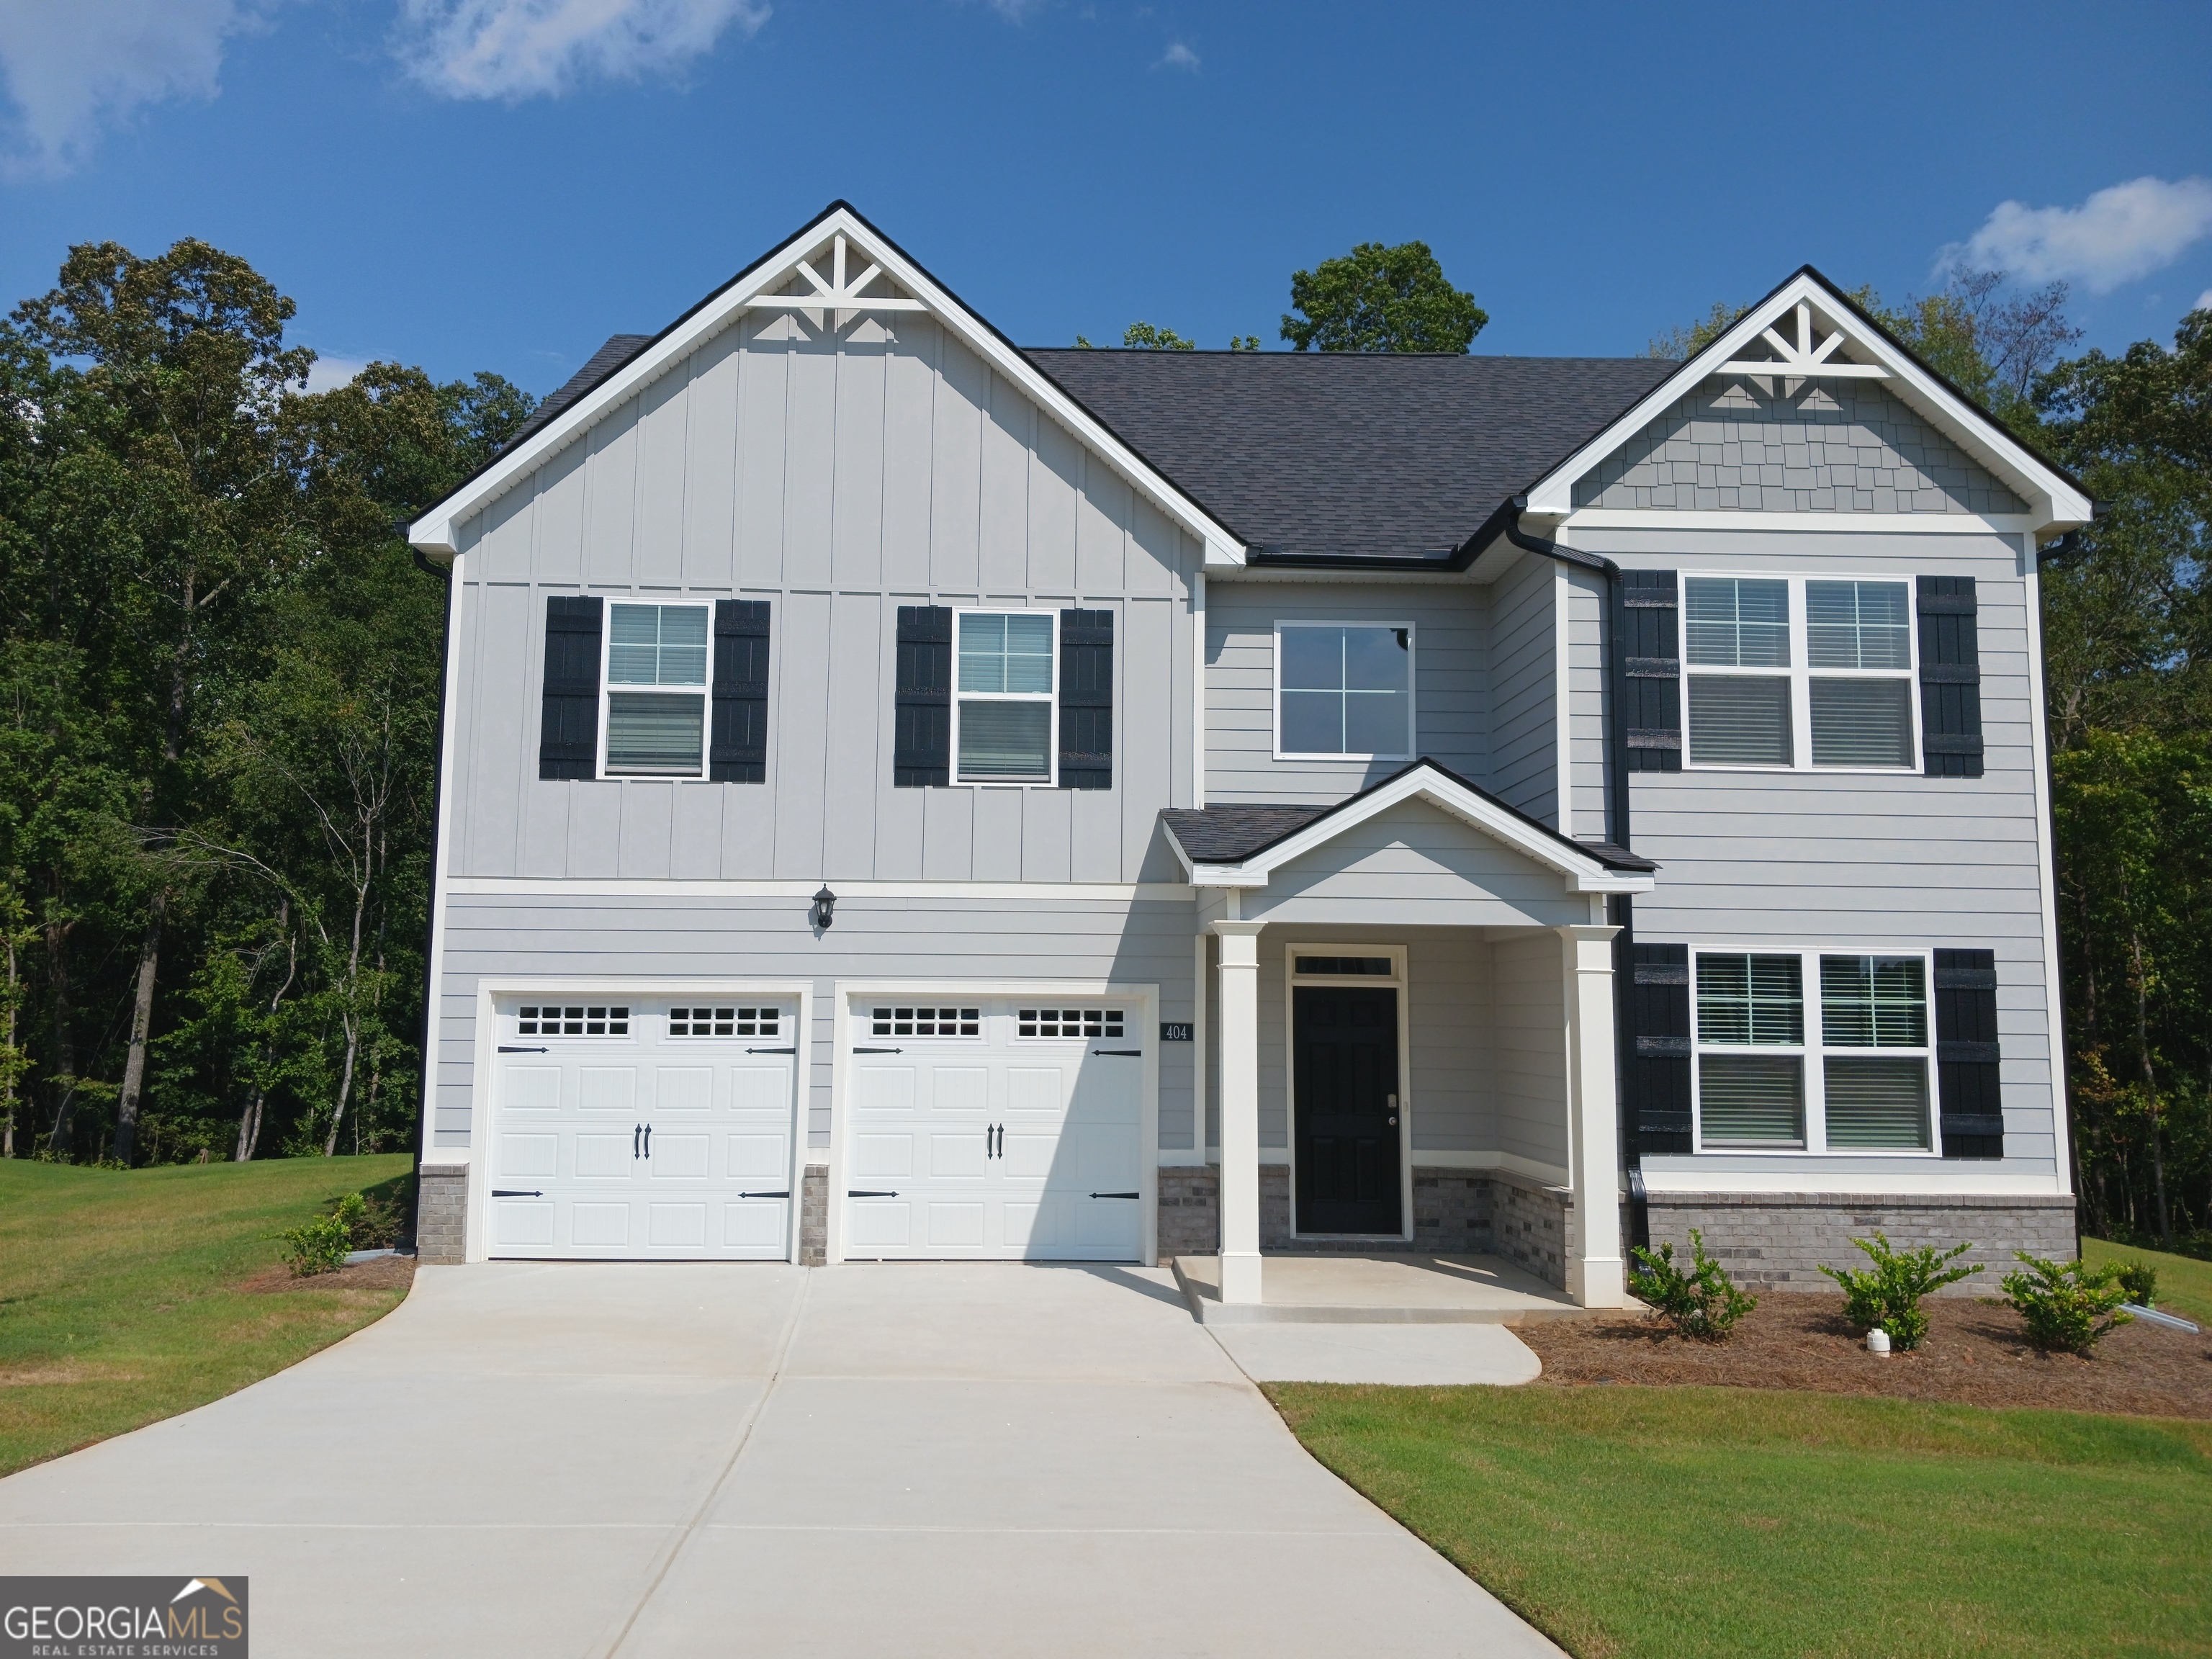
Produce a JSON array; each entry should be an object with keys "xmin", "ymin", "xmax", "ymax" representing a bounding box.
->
[{"xmin": 406, "ymin": 202, "xmax": 2087, "ymax": 1307}]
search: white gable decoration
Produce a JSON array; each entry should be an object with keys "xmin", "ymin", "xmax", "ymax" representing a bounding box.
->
[
  {"xmin": 409, "ymin": 203, "xmax": 1249, "ymax": 566},
  {"xmin": 1521, "ymin": 268, "xmax": 2093, "ymax": 533}
]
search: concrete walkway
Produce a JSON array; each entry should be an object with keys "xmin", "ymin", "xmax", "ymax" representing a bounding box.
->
[{"xmin": 0, "ymin": 1262, "xmax": 1560, "ymax": 1658}]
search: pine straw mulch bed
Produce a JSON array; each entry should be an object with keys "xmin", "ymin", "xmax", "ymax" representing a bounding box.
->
[
  {"xmin": 1518, "ymin": 1292, "xmax": 2212, "ymax": 1419},
  {"xmin": 235, "ymin": 1253, "xmax": 418, "ymax": 1297}
]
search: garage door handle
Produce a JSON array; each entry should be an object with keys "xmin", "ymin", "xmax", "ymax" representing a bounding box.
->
[
  {"xmin": 499, "ymin": 1046, "xmax": 547, "ymax": 1053},
  {"xmin": 747, "ymin": 1046, "xmax": 797, "ymax": 1054},
  {"xmin": 739, "ymin": 1190, "xmax": 790, "ymax": 1199},
  {"xmin": 493, "ymin": 1190, "xmax": 544, "ymax": 1197},
  {"xmin": 853, "ymin": 1046, "xmax": 902, "ymax": 1054},
  {"xmin": 643, "ymin": 1125, "xmax": 652, "ymax": 1157},
  {"xmin": 633, "ymin": 1124, "xmax": 642, "ymax": 1159},
  {"xmin": 1089, "ymin": 1192, "xmax": 1141, "ymax": 1200},
  {"xmin": 848, "ymin": 1189, "xmax": 899, "ymax": 1197},
  {"xmin": 1091, "ymin": 1048, "xmax": 1143, "ymax": 1056}
]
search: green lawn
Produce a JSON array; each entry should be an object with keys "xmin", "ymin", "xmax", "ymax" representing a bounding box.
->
[
  {"xmin": 1270, "ymin": 1382, "xmax": 2212, "ymax": 1659},
  {"xmin": 2085, "ymin": 1236, "xmax": 2212, "ymax": 1328},
  {"xmin": 0, "ymin": 1155, "xmax": 413, "ymax": 1477}
]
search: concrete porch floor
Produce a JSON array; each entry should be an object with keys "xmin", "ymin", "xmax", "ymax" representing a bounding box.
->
[{"xmin": 1171, "ymin": 1251, "xmax": 1587, "ymax": 1325}]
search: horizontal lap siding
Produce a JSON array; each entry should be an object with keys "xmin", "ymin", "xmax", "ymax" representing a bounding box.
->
[
  {"xmin": 1567, "ymin": 567, "xmax": 1612, "ymax": 840},
  {"xmin": 1587, "ymin": 529, "xmax": 2059, "ymax": 1180},
  {"xmin": 1488, "ymin": 552, "xmax": 1557, "ymax": 827},
  {"xmin": 1244, "ymin": 799, "xmax": 1590, "ymax": 929},
  {"xmin": 1492, "ymin": 932, "xmax": 1570, "ymax": 1174},
  {"xmin": 433, "ymin": 895, "xmax": 1197, "ymax": 1151},
  {"xmin": 451, "ymin": 313, "xmax": 1197, "ymax": 887},
  {"xmin": 1205, "ymin": 581, "xmax": 1488, "ymax": 806}
]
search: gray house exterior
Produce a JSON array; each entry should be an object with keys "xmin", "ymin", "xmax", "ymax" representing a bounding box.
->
[{"xmin": 408, "ymin": 203, "xmax": 2090, "ymax": 1305}]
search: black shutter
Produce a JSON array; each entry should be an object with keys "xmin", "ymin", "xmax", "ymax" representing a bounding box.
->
[
  {"xmin": 1626, "ymin": 943, "xmax": 1691, "ymax": 1155},
  {"xmin": 1617, "ymin": 570, "xmax": 1681, "ymax": 772},
  {"xmin": 1934, "ymin": 948, "xmax": 2003, "ymax": 1158},
  {"xmin": 539, "ymin": 595, "xmax": 603, "ymax": 781},
  {"xmin": 1917, "ymin": 576, "xmax": 1983, "ymax": 778},
  {"xmin": 709, "ymin": 600, "xmax": 770, "ymax": 783},
  {"xmin": 894, "ymin": 605, "xmax": 952, "ymax": 788},
  {"xmin": 1058, "ymin": 608, "xmax": 1113, "ymax": 790}
]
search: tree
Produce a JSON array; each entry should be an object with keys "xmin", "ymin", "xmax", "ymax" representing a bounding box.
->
[
  {"xmin": 1280, "ymin": 240, "xmax": 1486, "ymax": 354},
  {"xmin": 1647, "ymin": 300, "xmax": 1748, "ymax": 361},
  {"xmin": 1121, "ymin": 322, "xmax": 1195, "ymax": 351},
  {"xmin": 1228, "ymin": 335, "xmax": 1259, "ymax": 352}
]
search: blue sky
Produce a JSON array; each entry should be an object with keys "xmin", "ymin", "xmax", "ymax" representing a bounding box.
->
[{"xmin": 2, "ymin": 1, "xmax": 2209, "ymax": 397}]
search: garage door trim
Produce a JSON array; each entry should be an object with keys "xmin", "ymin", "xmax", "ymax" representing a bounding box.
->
[
  {"xmin": 828, "ymin": 979, "xmax": 1159, "ymax": 1267},
  {"xmin": 466, "ymin": 977, "xmax": 815, "ymax": 1265}
]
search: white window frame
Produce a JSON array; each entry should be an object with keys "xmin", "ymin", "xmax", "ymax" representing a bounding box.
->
[
  {"xmin": 1272, "ymin": 620, "xmax": 1418, "ymax": 763},
  {"xmin": 598, "ymin": 599, "xmax": 714, "ymax": 781},
  {"xmin": 1689, "ymin": 944, "xmax": 1939, "ymax": 1158},
  {"xmin": 1680, "ymin": 573, "xmax": 1920, "ymax": 774},
  {"xmin": 951, "ymin": 607, "xmax": 1059, "ymax": 788}
]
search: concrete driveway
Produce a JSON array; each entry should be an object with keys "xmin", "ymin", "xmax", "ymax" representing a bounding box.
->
[{"xmin": 0, "ymin": 1262, "xmax": 1558, "ymax": 1657}]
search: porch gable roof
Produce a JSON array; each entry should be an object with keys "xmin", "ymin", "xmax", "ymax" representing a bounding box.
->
[{"xmin": 1160, "ymin": 760, "xmax": 1657, "ymax": 895}]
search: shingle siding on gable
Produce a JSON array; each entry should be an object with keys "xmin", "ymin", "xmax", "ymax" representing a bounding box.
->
[{"xmin": 1573, "ymin": 377, "xmax": 2028, "ymax": 515}]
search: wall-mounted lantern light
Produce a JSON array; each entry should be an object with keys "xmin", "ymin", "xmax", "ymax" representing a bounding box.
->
[{"xmin": 809, "ymin": 886, "xmax": 837, "ymax": 931}]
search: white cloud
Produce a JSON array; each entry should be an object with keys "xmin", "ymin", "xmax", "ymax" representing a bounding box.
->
[
  {"xmin": 1156, "ymin": 39, "xmax": 1197, "ymax": 71},
  {"xmin": 2197, "ymin": 289, "xmax": 2212, "ymax": 315},
  {"xmin": 0, "ymin": 0, "xmax": 266, "ymax": 177},
  {"xmin": 1939, "ymin": 176, "xmax": 2212, "ymax": 293},
  {"xmin": 397, "ymin": 0, "xmax": 768, "ymax": 101},
  {"xmin": 298, "ymin": 355, "xmax": 373, "ymax": 394}
]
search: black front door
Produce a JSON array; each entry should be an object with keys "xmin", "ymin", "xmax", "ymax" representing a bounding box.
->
[{"xmin": 1292, "ymin": 986, "xmax": 1401, "ymax": 1234}]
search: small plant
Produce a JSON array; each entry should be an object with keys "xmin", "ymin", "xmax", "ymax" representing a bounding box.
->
[
  {"xmin": 2000, "ymin": 1253, "xmax": 2134, "ymax": 1355},
  {"xmin": 1628, "ymin": 1228, "xmax": 1758, "ymax": 1341},
  {"xmin": 279, "ymin": 1192, "xmax": 367, "ymax": 1277},
  {"xmin": 1819, "ymin": 1233, "xmax": 1982, "ymax": 1351},
  {"xmin": 2110, "ymin": 1259, "xmax": 2159, "ymax": 1307}
]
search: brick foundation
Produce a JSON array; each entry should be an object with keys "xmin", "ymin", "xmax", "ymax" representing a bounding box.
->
[
  {"xmin": 415, "ymin": 1164, "xmax": 468, "ymax": 1264},
  {"xmin": 799, "ymin": 1164, "xmax": 828, "ymax": 1266},
  {"xmin": 1645, "ymin": 1192, "xmax": 2079, "ymax": 1292},
  {"xmin": 1156, "ymin": 1166, "xmax": 1220, "ymax": 1256}
]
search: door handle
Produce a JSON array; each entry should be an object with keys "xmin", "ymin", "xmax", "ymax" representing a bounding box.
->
[
  {"xmin": 632, "ymin": 1124, "xmax": 641, "ymax": 1159},
  {"xmin": 643, "ymin": 1124, "xmax": 652, "ymax": 1157}
]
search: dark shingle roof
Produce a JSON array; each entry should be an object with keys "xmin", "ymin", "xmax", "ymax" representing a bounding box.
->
[
  {"xmin": 505, "ymin": 333, "xmax": 655, "ymax": 450},
  {"xmin": 1023, "ymin": 349, "xmax": 1674, "ymax": 562},
  {"xmin": 1160, "ymin": 760, "xmax": 1658, "ymax": 872}
]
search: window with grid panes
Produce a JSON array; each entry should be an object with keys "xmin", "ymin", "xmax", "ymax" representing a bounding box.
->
[
  {"xmin": 1017, "ymin": 1008, "xmax": 1125, "ymax": 1039},
  {"xmin": 956, "ymin": 613, "xmax": 1055, "ymax": 782},
  {"xmin": 870, "ymin": 1007, "xmax": 981, "ymax": 1038},
  {"xmin": 1805, "ymin": 580, "xmax": 1915, "ymax": 768},
  {"xmin": 1684, "ymin": 577, "xmax": 1793, "ymax": 765},
  {"xmin": 1693, "ymin": 954, "xmax": 1805, "ymax": 1146},
  {"xmin": 668, "ymin": 1007, "xmax": 778, "ymax": 1038},
  {"xmin": 1819, "ymin": 956, "xmax": 1933, "ymax": 1148},
  {"xmin": 518, "ymin": 1004, "xmax": 630, "ymax": 1037},
  {"xmin": 603, "ymin": 603, "xmax": 710, "ymax": 775}
]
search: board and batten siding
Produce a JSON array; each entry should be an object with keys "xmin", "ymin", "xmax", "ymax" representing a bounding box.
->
[
  {"xmin": 434, "ymin": 894, "xmax": 1197, "ymax": 1152},
  {"xmin": 1203, "ymin": 580, "xmax": 1488, "ymax": 805},
  {"xmin": 1585, "ymin": 527, "xmax": 2061, "ymax": 1181},
  {"xmin": 449, "ymin": 311, "xmax": 1200, "ymax": 887}
]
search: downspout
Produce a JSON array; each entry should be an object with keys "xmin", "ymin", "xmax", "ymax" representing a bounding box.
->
[
  {"xmin": 405, "ymin": 543, "xmax": 454, "ymax": 1251},
  {"xmin": 1502, "ymin": 512, "xmax": 1649, "ymax": 1249}
]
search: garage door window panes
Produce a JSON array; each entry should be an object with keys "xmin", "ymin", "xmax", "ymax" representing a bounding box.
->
[
  {"xmin": 1018, "ymin": 1008, "xmax": 1124, "ymax": 1039},
  {"xmin": 604, "ymin": 603, "xmax": 710, "ymax": 776},
  {"xmin": 872, "ymin": 1007, "xmax": 981, "ymax": 1037},
  {"xmin": 670, "ymin": 1007, "xmax": 778, "ymax": 1038},
  {"xmin": 518, "ymin": 1004, "xmax": 630, "ymax": 1036},
  {"xmin": 956, "ymin": 612, "xmax": 1056, "ymax": 783}
]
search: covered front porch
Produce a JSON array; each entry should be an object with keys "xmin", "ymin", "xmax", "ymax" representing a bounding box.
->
[{"xmin": 1163, "ymin": 761, "xmax": 1657, "ymax": 1312}]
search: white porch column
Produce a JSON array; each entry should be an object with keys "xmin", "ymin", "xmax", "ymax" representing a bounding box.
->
[
  {"xmin": 1559, "ymin": 923, "xmax": 1627, "ymax": 1308},
  {"xmin": 1212, "ymin": 920, "xmax": 1266, "ymax": 1305}
]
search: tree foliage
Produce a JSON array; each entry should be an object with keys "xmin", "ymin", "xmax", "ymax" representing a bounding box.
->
[
  {"xmin": 1280, "ymin": 240, "xmax": 1486, "ymax": 354},
  {"xmin": 0, "ymin": 239, "xmax": 531, "ymax": 1165}
]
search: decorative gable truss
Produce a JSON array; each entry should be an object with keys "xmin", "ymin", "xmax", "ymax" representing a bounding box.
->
[
  {"xmin": 408, "ymin": 203, "xmax": 1249, "ymax": 565},
  {"xmin": 1522, "ymin": 269, "xmax": 2093, "ymax": 534}
]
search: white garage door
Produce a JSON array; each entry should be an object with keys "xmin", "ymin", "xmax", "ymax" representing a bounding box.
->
[
  {"xmin": 488, "ymin": 998, "xmax": 799, "ymax": 1259},
  {"xmin": 843, "ymin": 997, "xmax": 1146, "ymax": 1261}
]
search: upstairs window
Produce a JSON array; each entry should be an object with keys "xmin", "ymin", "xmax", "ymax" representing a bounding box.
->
[
  {"xmin": 1684, "ymin": 576, "xmax": 1917, "ymax": 771},
  {"xmin": 1276, "ymin": 622, "xmax": 1413, "ymax": 760},
  {"xmin": 956, "ymin": 611, "xmax": 1056, "ymax": 783},
  {"xmin": 604, "ymin": 603, "xmax": 709, "ymax": 775}
]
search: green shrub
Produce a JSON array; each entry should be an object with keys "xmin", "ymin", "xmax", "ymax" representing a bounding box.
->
[
  {"xmin": 1819, "ymin": 1233, "xmax": 1982, "ymax": 1350},
  {"xmin": 2000, "ymin": 1253, "xmax": 2134, "ymax": 1354},
  {"xmin": 2110, "ymin": 1259, "xmax": 2159, "ymax": 1307},
  {"xmin": 279, "ymin": 1192, "xmax": 367, "ymax": 1277},
  {"xmin": 1628, "ymin": 1228, "xmax": 1758, "ymax": 1341}
]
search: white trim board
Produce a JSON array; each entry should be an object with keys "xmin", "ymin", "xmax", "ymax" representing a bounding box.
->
[
  {"xmin": 1173, "ymin": 760, "xmax": 1653, "ymax": 895},
  {"xmin": 409, "ymin": 204, "xmax": 1247, "ymax": 567},
  {"xmin": 1522, "ymin": 273, "xmax": 2092, "ymax": 534},
  {"xmin": 442, "ymin": 878, "xmax": 1197, "ymax": 901},
  {"xmin": 1563, "ymin": 511, "xmax": 2039, "ymax": 535},
  {"xmin": 1639, "ymin": 1166, "xmax": 2069, "ymax": 1197},
  {"xmin": 416, "ymin": 551, "xmax": 469, "ymax": 1169}
]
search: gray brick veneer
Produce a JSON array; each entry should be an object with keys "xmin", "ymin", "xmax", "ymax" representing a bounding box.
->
[
  {"xmin": 415, "ymin": 1164, "xmax": 468, "ymax": 1265},
  {"xmin": 1156, "ymin": 1166, "xmax": 1220, "ymax": 1256},
  {"xmin": 1646, "ymin": 1192, "xmax": 2078, "ymax": 1292},
  {"xmin": 799, "ymin": 1164, "xmax": 827, "ymax": 1266},
  {"xmin": 1575, "ymin": 375, "xmax": 2027, "ymax": 515}
]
